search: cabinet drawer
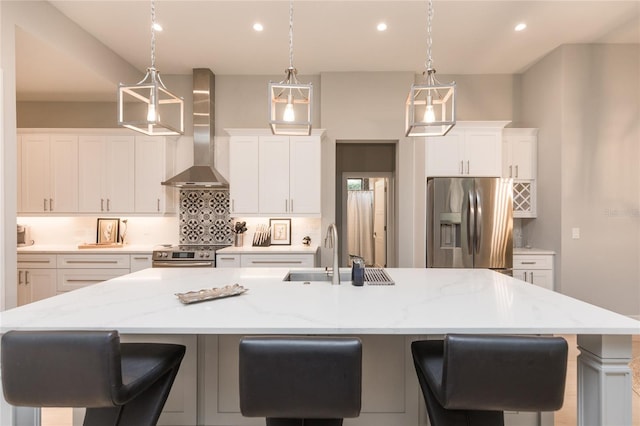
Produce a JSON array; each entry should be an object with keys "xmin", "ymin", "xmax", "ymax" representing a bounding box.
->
[
  {"xmin": 130, "ymin": 254, "xmax": 153, "ymax": 273},
  {"xmin": 17, "ymin": 254, "xmax": 57, "ymax": 269},
  {"xmin": 57, "ymin": 269, "xmax": 130, "ymax": 292},
  {"xmin": 513, "ymin": 255, "xmax": 553, "ymax": 270},
  {"xmin": 216, "ymin": 254, "xmax": 241, "ymax": 268},
  {"xmin": 240, "ymin": 254, "xmax": 315, "ymax": 268},
  {"xmin": 57, "ymin": 254, "xmax": 130, "ymax": 269}
]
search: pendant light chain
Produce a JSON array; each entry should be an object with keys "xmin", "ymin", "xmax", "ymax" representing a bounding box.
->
[
  {"xmin": 426, "ymin": 0, "xmax": 433, "ymax": 71},
  {"xmin": 288, "ymin": 0, "xmax": 294, "ymax": 70},
  {"xmin": 150, "ymin": 0, "xmax": 157, "ymax": 69}
]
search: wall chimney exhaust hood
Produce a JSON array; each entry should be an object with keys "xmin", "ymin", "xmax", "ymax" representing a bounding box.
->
[{"xmin": 162, "ymin": 68, "xmax": 229, "ymax": 189}]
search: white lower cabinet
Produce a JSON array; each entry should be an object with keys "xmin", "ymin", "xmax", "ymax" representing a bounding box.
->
[
  {"xmin": 513, "ymin": 253, "xmax": 554, "ymax": 291},
  {"xmin": 16, "ymin": 254, "xmax": 58, "ymax": 306},
  {"xmin": 216, "ymin": 252, "xmax": 317, "ymax": 268},
  {"xmin": 56, "ymin": 254, "xmax": 131, "ymax": 293},
  {"xmin": 130, "ymin": 254, "xmax": 153, "ymax": 272}
]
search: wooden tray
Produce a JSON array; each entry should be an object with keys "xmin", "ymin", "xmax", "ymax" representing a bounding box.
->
[{"xmin": 77, "ymin": 243, "xmax": 124, "ymax": 249}]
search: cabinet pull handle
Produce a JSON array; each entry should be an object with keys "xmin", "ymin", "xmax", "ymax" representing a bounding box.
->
[
  {"xmin": 509, "ymin": 165, "xmax": 512, "ymax": 178},
  {"xmin": 523, "ymin": 271, "xmax": 527, "ymax": 282},
  {"xmin": 218, "ymin": 257, "xmax": 236, "ymax": 260},
  {"xmin": 460, "ymin": 161, "xmax": 463, "ymax": 174},
  {"xmin": 107, "ymin": 199, "xmax": 111, "ymax": 211},
  {"xmin": 101, "ymin": 199, "xmax": 104, "ymax": 211},
  {"xmin": 133, "ymin": 257, "xmax": 149, "ymax": 260},
  {"xmin": 285, "ymin": 199, "xmax": 288, "ymax": 212},
  {"xmin": 50, "ymin": 198, "xmax": 54, "ymax": 211},
  {"xmin": 291, "ymin": 199, "xmax": 294, "ymax": 212},
  {"xmin": 18, "ymin": 271, "xmax": 23, "ymax": 285},
  {"xmin": 521, "ymin": 261, "xmax": 536, "ymax": 265},
  {"xmin": 66, "ymin": 260, "xmax": 119, "ymax": 264},
  {"xmin": 25, "ymin": 271, "xmax": 30, "ymax": 285},
  {"xmin": 43, "ymin": 199, "xmax": 48, "ymax": 211},
  {"xmin": 515, "ymin": 165, "xmax": 519, "ymax": 178},
  {"xmin": 251, "ymin": 260, "xmax": 303, "ymax": 264},
  {"xmin": 157, "ymin": 198, "xmax": 160, "ymax": 212},
  {"xmin": 19, "ymin": 260, "xmax": 52, "ymax": 264},
  {"xmin": 466, "ymin": 160, "xmax": 470, "ymax": 174}
]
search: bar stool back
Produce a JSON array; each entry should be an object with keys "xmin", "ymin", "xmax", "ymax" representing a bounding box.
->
[
  {"xmin": 1, "ymin": 330, "xmax": 185, "ymax": 426},
  {"xmin": 239, "ymin": 336, "xmax": 362, "ymax": 426},
  {"xmin": 411, "ymin": 334, "xmax": 568, "ymax": 426}
]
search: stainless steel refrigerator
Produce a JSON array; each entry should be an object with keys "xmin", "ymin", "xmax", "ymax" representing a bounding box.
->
[{"xmin": 426, "ymin": 177, "xmax": 513, "ymax": 272}]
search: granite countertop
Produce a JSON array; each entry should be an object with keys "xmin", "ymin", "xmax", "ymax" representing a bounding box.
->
[
  {"xmin": 513, "ymin": 247, "xmax": 556, "ymax": 255},
  {"xmin": 17, "ymin": 244, "xmax": 158, "ymax": 254},
  {"xmin": 1, "ymin": 268, "xmax": 637, "ymax": 336},
  {"xmin": 216, "ymin": 245, "xmax": 319, "ymax": 255}
]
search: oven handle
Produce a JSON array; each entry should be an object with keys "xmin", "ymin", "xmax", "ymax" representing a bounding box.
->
[{"xmin": 152, "ymin": 262, "xmax": 214, "ymax": 268}]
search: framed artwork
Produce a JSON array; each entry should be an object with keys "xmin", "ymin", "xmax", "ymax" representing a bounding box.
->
[
  {"xmin": 269, "ymin": 218, "xmax": 291, "ymax": 246},
  {"xmin": 97, "ymin": 218, "xmax": 120, "ymax": 244}
]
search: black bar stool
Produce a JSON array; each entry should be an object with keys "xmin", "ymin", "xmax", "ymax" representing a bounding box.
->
[
  {"xmin": 411, "ymin": 334, "xmax": 568, "ymax": 426},
  {"xmin": 239, "ymin": 336, "xmax": 362, "ymax": 426},
  {"xmin": 1, "ymin": 330, "xmax": 185, "ymax": 426}
]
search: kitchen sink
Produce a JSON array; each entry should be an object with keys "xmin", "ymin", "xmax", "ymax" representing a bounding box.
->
[
  {"xmin": 283, "ymin": 269, "xmax": 351, "ymax": 283},
  {"xmin": 283, "ymin": 268, "xmax": 394, "ymax": 285}
]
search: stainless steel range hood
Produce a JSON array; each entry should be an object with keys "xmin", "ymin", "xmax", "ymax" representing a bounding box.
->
[{"xmin": 162, "ymin": 68, "xmax": 229, "ymax": 188}]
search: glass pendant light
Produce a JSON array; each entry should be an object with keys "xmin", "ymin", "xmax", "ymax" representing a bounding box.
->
[
  {"xmin": 405, "ymin": 0, "xmax": 456, "ymax": 137},
  {"xmin": 268, "ymin": 0, "xmax": 313, "ymax": 136},
  {"xmin": 118, "ymin": 0, "xmax": 184, "ymax": 136}
]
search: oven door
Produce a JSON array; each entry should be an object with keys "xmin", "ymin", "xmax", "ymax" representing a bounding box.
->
[{"xmin": 152, "ymin": 260, "xmax": 215, "ymax": 268}]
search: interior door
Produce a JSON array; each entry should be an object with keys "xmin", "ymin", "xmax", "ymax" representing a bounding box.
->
[{"xmin": 373, "ymin": 179, "xmax": 387, "ymax": 267}]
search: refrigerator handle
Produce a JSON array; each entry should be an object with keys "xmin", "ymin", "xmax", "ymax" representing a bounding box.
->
[
  {"xmin": 475, "ymin": 190, "xmax": 482, "ymax": 254},
  {"xmin": 467, "ymin": 191, "xmax": 475, "ymax": 256}
]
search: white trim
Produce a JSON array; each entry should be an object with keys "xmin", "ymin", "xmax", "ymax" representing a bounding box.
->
[{"xmin": 225, "ymin": 128, "xmax": 326, "ymax": 137}]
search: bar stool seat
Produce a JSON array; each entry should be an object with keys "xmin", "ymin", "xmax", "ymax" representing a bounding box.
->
[
  {"xmin": 411, "ymin": 334, "xmax": 568, "ymax": 426},
  {"xmin": 1, "ymin": 330, "xmax": 185, "ymax": 426},
  {"xmin": 239, "ymin": 336, "xmax": 362, "ymax": 426}
]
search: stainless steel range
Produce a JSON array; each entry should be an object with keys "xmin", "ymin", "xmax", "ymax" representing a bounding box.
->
[{"xmin": 152, "ymin": 245, "xmax": 228, "ymax": 268}]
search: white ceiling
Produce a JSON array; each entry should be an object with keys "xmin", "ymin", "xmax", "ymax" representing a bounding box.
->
[{"xmin": 16, "ymin": 0, "xmax": 640, "ymax": 101}]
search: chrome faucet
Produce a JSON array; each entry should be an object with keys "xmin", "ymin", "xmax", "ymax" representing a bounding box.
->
[{"xmin": 324, "ymin": 223, "xmax": 340, "ymax": 285}]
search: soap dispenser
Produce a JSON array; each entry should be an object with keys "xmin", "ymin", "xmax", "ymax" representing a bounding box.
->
[{"xmin": 350, "ymin": 255, "xmax": 365, "ymax": 287}]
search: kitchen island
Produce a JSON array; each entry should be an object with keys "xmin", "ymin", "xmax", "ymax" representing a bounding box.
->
[{"xmin": 1, "ymin": 267, "xmax": 638, "ymax": 426}]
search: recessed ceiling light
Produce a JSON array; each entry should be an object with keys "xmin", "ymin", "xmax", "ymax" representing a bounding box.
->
[
  {"xmin": 514, "ymin": 22, "xmax": 527, "ymax": 32},
  {"xmin": 152, "ymin": 23, "xmax": 163, "ymax": 32},
  {"xmin": 377, "ymin": 22, "xmax": 388, "ymax": 32},
  {"xmin": 253, "ymin": 23, "xmax": 264, "ymax": 32}
]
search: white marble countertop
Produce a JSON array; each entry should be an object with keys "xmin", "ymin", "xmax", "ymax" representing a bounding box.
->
[
  {"xmin": 514, "ymin": 247, "xmax": 556, "ymax": 255},
  {"xmin": 17, "ymin": 244, "xmax": 157, "ymax": 254},
  {"xmin": 216, "ymin": 245, "xmax": 319, "ymax": 255},
  {"xmin": 1, "ymin": 268, "xmax": 638, "ymax": 336}
]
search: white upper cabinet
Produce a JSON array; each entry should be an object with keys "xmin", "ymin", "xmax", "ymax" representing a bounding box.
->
[
  {"xmin": 229, "ymin": 136, "xmax": 260, "ymax": 215},
  {"xmin": 79, "ymin": 135, "xmax": 135, "ymax": 213},
  {"xmin": 134, "ymin": 136, "xmax": 176, "ymax": 214},
  {"xmin": 228, "ymin": 130, "xmax": 323, "ymax": 216},
  {"xmin": 425, "ymin": 122, "xmax": 508, "ymax": 177},
  {"xmin": 502, "ymin": 128, "xmax": 537, "ymax": 180},
  {"xmin": 19, "ymin": 134, "xmax": 79, "ymax": 213}
]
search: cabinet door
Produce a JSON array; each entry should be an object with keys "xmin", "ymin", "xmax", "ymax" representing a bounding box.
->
[
  {"xmin": 215, "ymin": 254, "xmax": 240, "ymax": 268},
  {"xmin": 105, "ymin": 136, "xmax": 135, "ymax": 212},
  {"xmin": 289, "ymin": 136, "xmax": 321, "ymax": 214},
  {"xmin": 229, "ymin": 136, "xmax": 259, "ymax": 214},
  {"xmin": 49, "ymin": 135, "xmax": 79, "ymax": 212},
  {"xmin": 509, "ymin": 137, "xmax": 536, "ymax": 179},
  {"xmin": 18, "ymin": 269, "xmax": 57, "ymax": 306},
  {"xmin": 258, "ymin": 136, "xmax": 290, "ymax": 214},
  {"xmin": 135, "ymin": 136, "xmax": 166, "ymax": 213},
  {"xmin": 78, "ymin": 136, "xmax": 107, "ymax": 212},
  {"xmin": 20, "ymin": 134, "xmax": 51, "ymax": 212},
  {"xmin": 426, "ymin": 132, "xmax": 465, "ymax": 176},
  {"xmin": 464, "ymin": 130, "xmax": 502, "ymax": 177},
  {"xmin": 529, "ymin": 270, "xmax": 553, "ymax": 291},
  {"xmin": 130, "ymin": 254, "xmax": 153, "ymax": 272}
]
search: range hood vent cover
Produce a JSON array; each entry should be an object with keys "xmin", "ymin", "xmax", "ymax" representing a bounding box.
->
[{"xmin": 162, "ymin": 68, "xmax": 229, "ymax": 188}]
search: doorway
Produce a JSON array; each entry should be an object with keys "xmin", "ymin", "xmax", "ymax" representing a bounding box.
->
[{"xmin": 335, "ymin": 142, "xmax": 396, "ymax": 267}]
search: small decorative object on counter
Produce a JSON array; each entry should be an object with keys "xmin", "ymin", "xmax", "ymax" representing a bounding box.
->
[
  {"xmin": 120, "ymin": 219, "xmax": 128, "ymax": 245},
  {"xmin": 252, "ymin": 224, "xmax": 271, "ymax": 247},
  {"xmin": 302, "ymin": 236, "xmax": 311, "ymax": 246},
  {"xmin": 350, "ymin": 255, "xmax": 365, "ymax": 287},
  {"xmin": 232, "ymin": 221, "xmax": 247, "ymax": 247}
]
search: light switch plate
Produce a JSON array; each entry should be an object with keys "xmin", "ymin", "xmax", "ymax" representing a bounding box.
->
[{"xmin": 572, "ymin": 227, "xmax": 580, "ymax": 239}]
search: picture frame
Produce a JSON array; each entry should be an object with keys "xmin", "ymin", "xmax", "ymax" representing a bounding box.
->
[
  {"xmin": 97, "ymin": 218, "xmax": 120, "ymax": 244},
  {"xmin": 269, "ymin": 218, "xmax": 291, "ymax": 246}
]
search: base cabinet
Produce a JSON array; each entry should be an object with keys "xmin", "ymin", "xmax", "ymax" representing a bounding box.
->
[
  {"xmin": 16, "ymin": 254, "xmax": 58, "ymax": 306},
  {"xmin": 216, "ymin": 252, "xmax": 317, "ymax": 268},
  {"xmin": 513, "ymin": 253, "xmax": 554, "ymax": 291}
]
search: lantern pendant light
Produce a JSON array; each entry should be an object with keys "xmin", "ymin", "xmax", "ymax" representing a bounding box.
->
[
  {"xmin": 405, "ymin": 0, "xmax": 456, "ymax": 137},
  {"xmin": 118, "ymin": 0, "xmax": 184, "ymax": 136},
  {"xmin": 268, "ymin": 0, "xmax": 313, "ymax": 136}
]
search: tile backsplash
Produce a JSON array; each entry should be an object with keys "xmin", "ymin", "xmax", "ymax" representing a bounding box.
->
[{"xmin": 179, "ymin": 189, "xmax": 233, "ymax": 245}]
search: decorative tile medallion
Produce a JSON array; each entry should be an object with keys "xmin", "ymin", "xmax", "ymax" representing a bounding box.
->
[{"xmin": 179, "ymin": 190, "xmax": 232, "ymax": 245}]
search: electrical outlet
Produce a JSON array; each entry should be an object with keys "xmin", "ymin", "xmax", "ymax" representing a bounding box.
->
[{"xmin": 572, "ymin": 228, "xmax": 580, "ymax": 239}]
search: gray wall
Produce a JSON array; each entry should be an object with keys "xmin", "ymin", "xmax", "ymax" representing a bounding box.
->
[{"xmin": 521, "ymin": 44, "xmax": 640, "ymax": 316}]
